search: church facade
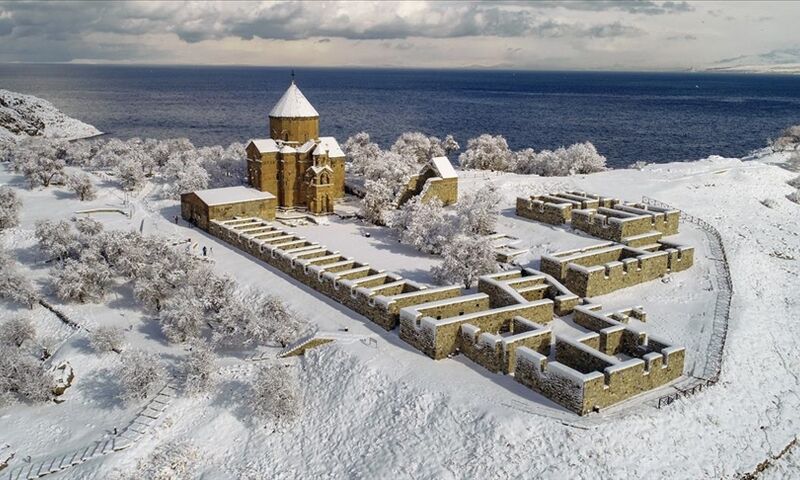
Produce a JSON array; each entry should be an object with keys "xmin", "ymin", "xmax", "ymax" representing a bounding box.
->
[{"xmin": 245, "ymin": 81, "xmax": 345, "ymax": 215}]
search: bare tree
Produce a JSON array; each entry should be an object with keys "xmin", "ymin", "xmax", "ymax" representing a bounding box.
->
[
  {"xmin": 249, "ymin": 364, "xmax": 301, "ymax": 425},
  {"xmin": 0, "ymin": 317, "xmax": 36, "ymax": 348},
  {"xmin": 118, "ymin": 350, "xmax": 166, "ymax": 403},
  {"xmin": 0, "ymin": 186, "xmax": 21, "ymax": 231},
  {"xmin": 183, "ymin": 342, "xmax": 216, "ymax": 395},
  {"xmin": 67, "ymin": 172, "xmax": 97, "ymax": 201},
  {"xmin": 90, "ymin": 326, "xmax": 125, "ymax": 354}
]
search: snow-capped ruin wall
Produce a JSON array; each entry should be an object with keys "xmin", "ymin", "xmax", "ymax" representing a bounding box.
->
[
  {"xmin": 207, "ymin": 216, "xmax": 685, "ymax": 415},
  {"xmin": 516, "ymin": 191, "xmax": 681, "ymax": 249},
  {"xmin": 540, "ymin": 242, "xmax": 694, "ymax": 297}
]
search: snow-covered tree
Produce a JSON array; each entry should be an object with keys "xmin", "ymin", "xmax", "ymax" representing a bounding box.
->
[
  {"xmin": 63, "ymin": 140, "xmax": 97, "ymax": 167},
  {"xmin": 74, "ymin": 217, "xmax": 103, "ymax": 236},
  {"xmin": 115, "ymin": 155, "xmax": 147, "ymax": 191},
  {"xmin": 560, "ymin": 142, "xmax": 607, "ymax": 174},
  {"xmin": 0, "ymin": 345, "xmax": 53, "ymax": 404},
  {"xmin": 0, "ymin": 249, "xmax": 38, "ymax": 308},
  {"xmin": 112, "ymin": 441, "xmax": 199, "ymax": 480},
  {"xmin": 512, "ymin": 142, "xmax": 606, "ymax": 176},
  {"xmin": 183, "ymin": 343, "xmax": 216, "ymax": 395},
  {"xmin": 0, "ymin": 317, "xmax": 36, "ymax": 348},
  {"xmin": 164, "ymin": 153, "xmax": 210, "ymax": 199},
  {"xmin": 343, "ymin": 132, "xmax": 382, "ymax": 175},
  {"xmin": 20, "ymin": 150, "xmax": 66, "ymax": 188},
  {"xmin": 92, "ymin": 138, "xmax": 129, "ymax": 170},
  {"xmin": 457, "ymin": 183, "xmax": 501, "ymax": 235},
  {"xmin": 90, "ymin": 326, "xmax": 125, "ymax": 354},
  {"xmin": 52, "ymin": 251, "xmax": 113, "ymax": 303},
  {"xmin": 213, "ymin": 289, "xmax": 311, "ymax": 349},
  {"xmin": 788, "ymin": 175, "xmax": 800, "ymax": 189},
  {"xmin": 67, "ymin": 172, "xmax": 97, "ymax": 201},
  {"xmin": 0, "ymin": 186, "xmax": 21, "ymax": 231},
  {"xmin": 442, "ymin": 134, "xmax": 460, "ymax": 155},
  {"xmin": 389, "ymin": 197, "xmax": 454, "ymax": 254},
  {"xmin": 361, "ymin": 178, "xmax": 397, "ymax": 225},
  {"xmin": 391, "ymin": 132, "xmax": 443, "ymax": 164},
  {"xmin": 35, "ymin": 219, "xmax": 80, "ymax": 261},
  {"xmin": 158, "ymin": 287, "xmax": 206, "ymax": 343},
  {"xmin": 459, "ymin": 134, "xmax": 513, "ymax": 171},
  {"xmin": 118, "ymin": 350, "xmax": 166, "ymax": 403},
  {"xmin": 249, "ymin": 364, "xmax": 301, "ymax": 425},
  {"xmin": 359, "ymin": 151, "xmax": 419, "ymax": 224},
  {"xmin": 432, "ymin": 234, "xmax": 498, "ymax": 288},
  {"xmin": 788, "ymin": 189, "xmax": 800, "ymax": 205}
]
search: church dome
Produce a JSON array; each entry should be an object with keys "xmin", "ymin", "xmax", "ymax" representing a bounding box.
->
[{"xmin": 269, "ymin": 81, "xmax": 319, "ymax": 118}]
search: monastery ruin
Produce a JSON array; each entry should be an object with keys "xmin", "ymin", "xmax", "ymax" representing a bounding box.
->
[
  {"xmin": 177, "ymin": 85, "xmax": 693, "ymax": 415},
  {"xmin": 200, "ymin": 186, "xmax": 693, "ymax": 415}
]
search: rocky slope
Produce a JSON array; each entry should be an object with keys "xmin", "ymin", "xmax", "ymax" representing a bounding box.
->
[{"xmin": 0, "ymin": 89, "xmax": 101, "ymax": 144}]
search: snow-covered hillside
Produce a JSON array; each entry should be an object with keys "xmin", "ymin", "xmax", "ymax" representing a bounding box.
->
[
  {"xmin": 1, "ymin": 144, "xmax": 798, "ymax": 478},
  {"xmin": 0, "ymin": 90, "xmax": 101, "ymax": 144}
]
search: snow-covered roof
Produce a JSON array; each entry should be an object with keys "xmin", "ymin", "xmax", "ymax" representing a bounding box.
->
[
  {"xmin": 249, "ymin": 138, "xmax": 279, "ymax": 154},
  {"xmin": 269, "ymin": 81, "xmax": 319, "ymax": 118},
  {"xmin": 193, "ymin": 186, "xmax": 275, "ymax": 206},
  {"xmin": 309, "ymin": 165, "xmax": 334, "ymax": 176},
  {"xmin": 431, "ymin": 156, "xmax": 458, "ymax": 179},
  {"xmin": 280, "ymin": 145, "xmax": 297, "ymax": 154},
  {"xmin": 317, "ymin": 136, "xmax": 345, "ymax": 158},
  {"xmin": 298, "ymin": 140, "xmax": 316, "ymax": 153}
]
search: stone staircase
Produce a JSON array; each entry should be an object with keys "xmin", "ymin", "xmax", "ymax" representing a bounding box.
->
[{"xmin": 2, "ymin": 380, "xmax": 179, "ymax": 480}]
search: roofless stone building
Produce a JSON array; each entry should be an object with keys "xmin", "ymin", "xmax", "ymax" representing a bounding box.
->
[{"xmin": 182, "ymin": 80, "xmax": 346, "ymax": 227}]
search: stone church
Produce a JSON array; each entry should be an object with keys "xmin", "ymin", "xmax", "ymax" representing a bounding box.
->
[{"xmin": 245, "ymin": 81, "xmax": 345, "ymax": 214}]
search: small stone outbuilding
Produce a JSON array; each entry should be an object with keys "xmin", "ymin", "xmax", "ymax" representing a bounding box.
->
[
  {"xmin": 181, "ymin": 186, "xmax": 276, "ymax": 230},
  {"xmin": 399, "ymin": 156, "xmax": 459, "ymax": 206}
]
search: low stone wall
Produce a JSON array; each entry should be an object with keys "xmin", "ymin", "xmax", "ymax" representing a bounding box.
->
[
  {"xmin": 514, "ymin": 304, "xmax": 685, "ymax": 415},
  {"xmin": 459, "ymin": 318, "xmax": 552, "ymax": 374},
  {"xmin": 515, "ymin": 191, "xmax": 616, "ymax": 225},
  {"xmin": 399, "ymin": 297, "xmax": 554, "ymax": 359},
  {"xmin": 208, "ymin": 217, "xmax": 684, "ymax": 416},
  {"xmin": 515, "ymin": 191, "xmax": 681, "ymax": 249},
  {"xmin": 542, "ymin": 242, "xmax": 694, "ymax": 297}
]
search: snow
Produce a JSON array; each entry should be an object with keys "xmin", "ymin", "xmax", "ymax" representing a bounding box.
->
[
  {"xmin": 248, "ymin": 139, "xmax": 279, "ymax": 154},
  {"xmin": 317, "ymin": 136, "xmax": 345, "ymax": 158},
  {"xmin": 268, "ymin": 82, "xmax": 319, "ymax": 118},
  {"xmin": 192, "ymin": 186, "xmax": 275, "ymax": 206},
  {"xmin": 431, "ymin": 156, "xmax": 458, "ymax": 179},
  {"xmin": 1, "ymin": 142, "xmax": 799, "ymax": 478},
  {"xmin": 0, "ymin": 89, "xmax": 101, "ymax": 142}
]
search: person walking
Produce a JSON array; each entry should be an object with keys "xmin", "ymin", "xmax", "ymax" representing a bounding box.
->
[
  {"xmin": 202, "ymin": 246, "xmax": 207, "ymax": 257},
  {"xmin": 174, "ymin": 215, "xmax": 179, "ymax": 224}
]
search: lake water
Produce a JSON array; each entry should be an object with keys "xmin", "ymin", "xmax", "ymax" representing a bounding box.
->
[{"xmin": 1, "ymin": 64, "xmax": 798, "ymax": 167}]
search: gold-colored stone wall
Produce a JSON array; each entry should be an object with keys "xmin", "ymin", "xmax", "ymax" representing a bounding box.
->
[{"xmin": 269, "ymin": 116, "xmax": 319, "ymax": 143}]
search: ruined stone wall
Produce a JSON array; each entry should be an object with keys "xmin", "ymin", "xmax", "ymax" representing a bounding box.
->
[
  {"xmin": 543, "ymin": 242, "xmax": 693, "ymax": 298},
  {"xmin": 420, "ymin": 177, "xmax": 458, "ymax": 206},
  {"xmin": 399, "ymin": 298, "xmax": 554, "ymax": 359},
  {"xmin": 514, "ymin": 304, "xmax": 685, "ymax": 415},
  {"xmin": 208, "ymin": 217, "xmax": 684, "ymax": 416},
  {"xmin": 459, "ymin": 320, "xmax": 552, "ymax": 374},
  {"xmin": 515, "ymin": 196, "xmax": 572, "ymax": 225}
]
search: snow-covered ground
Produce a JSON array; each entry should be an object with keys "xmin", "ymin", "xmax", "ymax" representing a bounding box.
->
[
  {"xmin": 1, "ymin": 147, "xmax": 799, "ymax": 478},
  {"xmin": 0, "ymin": 90, "xmax": 101, "ymax": 144}
]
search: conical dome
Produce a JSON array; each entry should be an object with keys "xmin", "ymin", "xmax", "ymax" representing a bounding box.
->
[{"xmin": 269, "ymin": 81, "xmax": 319, "ymax": 118}]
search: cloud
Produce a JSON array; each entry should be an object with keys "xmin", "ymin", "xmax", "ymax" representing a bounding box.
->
[
  {"xmin": 666, "ymin": 33, "xmax": 697, "ymax": 41},
  {"xmin": 529, "ymin": 1, "xmax": 693, "ymax": 15}
]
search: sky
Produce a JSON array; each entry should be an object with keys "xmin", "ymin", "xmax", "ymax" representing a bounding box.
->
[{"xmin": 0, "ymin": 0, "xmax": 798, "ymax": 70}]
